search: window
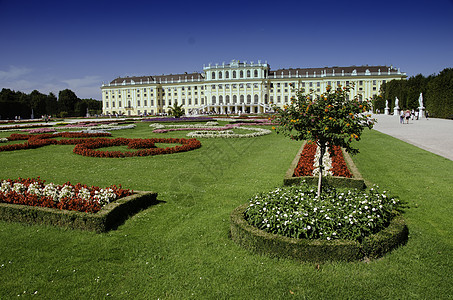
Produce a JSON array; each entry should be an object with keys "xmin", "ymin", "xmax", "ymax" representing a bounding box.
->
[
  {"xmin": 309, "ymin": 82, "xmax": 313, "ymax": 88},
  {"xmin": 112, "ymin": 102, "xmax": 115, "ymax": 108},
  {"xmin": 119, "ymin": 101, "xmax": 122, "ymax": 107},
  {"xmin": 327, "ymin": 81, "xmax": 331, "ymax": 86},
  {"xmin": 151, "ymin": 100, "xmax": 154, "ymax": 106},
  {"xmin": 254, "ymin": 83, "xmax": 258, "ymax": 88},
  {"xmin": 246, "ymin": 83, "xmax": 251, "ymax": 88},
  {"xmin": 233, "ymin": 84, "xmax": 237, "ymax": 89},
  {"xmin": 359, "ymin": 81, "xmax": 363, "ymax": 85},
  {"xmin": 188, "ymin": 99, "xmax": 192, "ymax": 105},
  {"xmin": 218, "ymin": 84, "xmax": 222, "ymax": 89},
  {"xmin": 226, "ymin": 95, "xmax": 230, "ymax": 103},
  {"xmin": 285, "ymin": 96, "xmax": 288, "ymax": 102},
  {"xmin": 254, "ymin": 94, "xmax": 259, "ymax": 104},
  {"xmin": 285, "ymin": 83, "xmax": 288, "ymax": 87},
  {"xmin": 106, "ymin": 102, "xmax": 109, "ymax": 108},
  {"xmin": 233, "ymin": 95, "xmax": 237, "ymax": 103},
  {"xmin": 106, "ymin": 96, "xmax": 109, "ymax": 99},
  {"xmin": 137, "ymin": 100, "xmax": 141, "ymax": 106},
  {"xmin": 277, "ymin": 96, "xmax": 281, "ymax": 103},
  {"xmin": 219, "ymin": 96, "xmax": 223, "ymax": 103},
  {"xmin": 240, "ymin": 70, "xmax": 244, "ymax": 78},
  {"xmin": 277, "ymin": 83, "xmax": 280, "ymax": 87},
  {"xmin": 212, "ymin": 72, "xmax": 216, "ymax": 79},
  {"xmin": 239, "ymin": 84, "xmax": 244, "ymax": 88},
  {"xmin": 302, "ymin": 82, "xmax": 305, "ymax": 87},
  {"xmin": 373, "ymin": 80, "xmax": 377, "ymax": 85},
  {"xmin": 168, "ymin": 100, "xmax": 172, "ymax": 106},
  {"xmin": 212, "ymin": 85, "xmax": 216, "ymax": 89},
  {"xmin": 247, "ymin": 70, "xmax": 251, "ymax": 78},
  {"xmin": 219, "ymin": 72, "xmax": 222, "ymax": 79},
  {"xmin": 284, "ymin": 89, "xmax": 288, "ymax": 93},
  {"xmin": 317, "ymin": 82, "xmax": 320, "ymax": 87},
  {"xmin": 254, "ymin": 70, "xmax": 258, "ymax": 77},
  {"xmin": 233, "ymin": 71, "xmax": 237, "ymax": 78},
  {"xmin": 240, "ymin": 95, "xmax": 244, "ymax": 103},
  {"xmin": 144, "ymin": 100, "xmax": 147, "ymax": 106},
  {"xmin": 337, "ymin": 81, "xmax": 341, "ymax": 86},
  {"xmin": 212, "ymin": 96, "xmax": 216, "ymax": 104},
  {"xmin": 225, "ymin": 71, "xmax": 229, "ymax": 79}
]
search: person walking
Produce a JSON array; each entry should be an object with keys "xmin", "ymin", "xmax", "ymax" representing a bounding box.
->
[
  {"xmin": 405, "ymin": 110, "xmax": 411, "ymax": 124},
  {"xmin": 400, "ymin": 110, "xmax": 405, "ymax": 124}
]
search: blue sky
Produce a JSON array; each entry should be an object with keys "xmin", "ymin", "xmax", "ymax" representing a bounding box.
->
[{"xmin": 1, "ymin": 0, "xmax": 452, "ymax": 100}]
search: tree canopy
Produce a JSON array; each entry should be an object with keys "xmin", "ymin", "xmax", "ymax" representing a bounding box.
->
[
  {"xmin": 272, "ymin": 84, "xmax": 375, "ymax": 196},
  {"xmin": 0, "ymin": 88, "xmax": 101, "ymax": 119},
  {"xmin": 380, "ymin": 68, "xmax": 452, "ymax": 118}
]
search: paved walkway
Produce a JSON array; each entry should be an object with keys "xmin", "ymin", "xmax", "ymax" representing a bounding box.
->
[{"xmin": 371, "ymin": 114, "xmax": 453, "ymax": 161}]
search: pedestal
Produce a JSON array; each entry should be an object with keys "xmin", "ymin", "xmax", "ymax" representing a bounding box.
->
[
  {"xmin": 419, "ymin": 107, "xmax": 425, "ymax": 118},
  {"xmin": 394, "ymin": 107, "xmax": 400, "ymax": 116},
  {"xmin": 384, "ymin": 107, "xmax": 390, "ymax": 115}
]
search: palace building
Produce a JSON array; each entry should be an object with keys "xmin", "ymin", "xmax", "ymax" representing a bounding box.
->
[{"xmin": 101, "ymin": 60, "xmax": 406, "ymax": 116}]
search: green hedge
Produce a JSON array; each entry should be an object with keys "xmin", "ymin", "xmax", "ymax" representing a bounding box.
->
[
  {"xmin": 230, "ymin": 203, "xmax": 408, "ymax": 262},
  {"xmin": 284, "ymin": 141, "xmax": 368, "ymax": 189},
  {"xmin": 0, "ymin": 191, "xmax": 158, "ymax": 233}
]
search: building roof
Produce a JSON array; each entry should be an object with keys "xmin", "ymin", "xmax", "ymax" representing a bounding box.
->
[{"xmin": 110, "ymin": 72, "xmax": 204, "ymax": 85}]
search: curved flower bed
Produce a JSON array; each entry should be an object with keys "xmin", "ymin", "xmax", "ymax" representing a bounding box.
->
[
  {"xmin": 0, "ymin": 132, "xmax": 112, "ymax": 152},
  {"xmin": 187, "ymin": 127, "xmax": 271, "ymax": 138},
  {"xmin": 0, "ymin": 133, "xmax": 201, "ymax": 158},
  {"xmin": 0, "ymin": 177, "xmax": 132, "ymax": 213},
  {"xmin": 73, "ymin": 137, "xmax": 201, "ymax": 158},
  {"xmin": 294, "ymin": 142, "xmax": 352, "ymax": 178}
]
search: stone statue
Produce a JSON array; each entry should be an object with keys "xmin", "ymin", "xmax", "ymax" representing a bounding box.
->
[
  {"xmin": 386, "ymin": 100, "xmax": 389, "ymax": 108},
  {"xmin": 395, "ymin": 97, "xmax": 399, "ymax": 108},
  {"xmin": 418, "ymin": 93, "xmax": 423, "ymax": 108}
]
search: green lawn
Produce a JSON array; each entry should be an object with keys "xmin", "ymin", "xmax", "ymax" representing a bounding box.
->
[{"xmin": 0, "ymin": 122, "xmax": 452, "ymax": 299}]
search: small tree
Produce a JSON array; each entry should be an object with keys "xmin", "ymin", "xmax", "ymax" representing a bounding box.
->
[
  {"xmin": 168, "ymin": 102, "xmax": 185, "ymax": 118},
  {"xmin": 272, "ymin": 84, "xmax": 375, "ymax": 196}
]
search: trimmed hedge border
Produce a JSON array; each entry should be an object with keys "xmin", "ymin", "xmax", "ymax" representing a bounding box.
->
[
  {"xmin": 0, "ymin": 191, "xmax": 158, "ymax": 233},
  {"xmin": 230, "ymin": 203, "xmax": 409, "ymax": 262},
  {"xmin": 283, "ymin": 141, "xmax": 368, "ymax": 189}
]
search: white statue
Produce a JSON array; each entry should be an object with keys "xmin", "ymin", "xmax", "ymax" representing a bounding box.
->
[
  {"xmin": 386, "ymin": 100, "xmax": 389, "ymax": 108},
  {"xmin": 418, "ymin": 93, "xmax": 423, "ymax": 108},
  {"xmin": 395, "ymin": 97, "xmax": 399, "ymax": 108}
]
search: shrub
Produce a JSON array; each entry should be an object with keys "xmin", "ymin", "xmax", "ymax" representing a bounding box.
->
[{"xmin": 244, "ymin": 183, "xmax": 405, "ymax": 242}]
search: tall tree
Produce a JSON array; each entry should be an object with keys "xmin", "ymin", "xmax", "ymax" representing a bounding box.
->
[
  {"xmin": 273, "ymin": 84, "xmax": 374, "ymax": 196},
  {"xmin": 58, "ymin": 89, "xmax": 78, "ymax": 117}
]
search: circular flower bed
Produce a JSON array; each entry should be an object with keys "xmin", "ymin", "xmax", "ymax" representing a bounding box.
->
[
  {"xmin": 244, "ymin": 183, "xmax": 404, "ymax": 242},
  {"xmin": 73, "ymin": 137, "xmax": 201, "ymax": 158},
  {"xmin": 0, "ymin": 177, "xmax": 132, "ymax": 213}
]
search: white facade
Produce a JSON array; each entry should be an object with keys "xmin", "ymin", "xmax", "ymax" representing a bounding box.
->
[{"xmin": 101, "ymin": 60, "xmax": 406, "ymax": 116}]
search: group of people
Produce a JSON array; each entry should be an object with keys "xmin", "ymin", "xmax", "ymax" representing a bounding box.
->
[{"xmin": 399, "ymin": 109, "xmax": 428, "ymax": 124}]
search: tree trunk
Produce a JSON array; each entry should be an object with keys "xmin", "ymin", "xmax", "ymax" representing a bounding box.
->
[{"xmin": 317, "ymin": 142, "xmax": 326, "ymax": 198}]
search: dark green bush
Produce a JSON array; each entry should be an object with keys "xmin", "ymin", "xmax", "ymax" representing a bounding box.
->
[
  {"xmin": 0, "ymin": 191, "xmax": 158, "ymax": 232},
  {"xmin": 231, "ymin": 203, "xmax": 408, "ymax": 262}
]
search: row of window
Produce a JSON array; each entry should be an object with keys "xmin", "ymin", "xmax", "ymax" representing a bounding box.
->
[
  {"xmin": 212, "ymin": 69, "xmax": 262, "ymax": 80},
  {"xmin": 211, "ymin": 94, "xmax": 262, "ymax": 104}
]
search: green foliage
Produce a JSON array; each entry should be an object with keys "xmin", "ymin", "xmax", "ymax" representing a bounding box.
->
[
  {"xmin": 0, "ymin": 191, "xmax": 158, "ymax": 232},
  {"xmin": 273, "ymin": 85, "xmax": 374, "ymax": 156},
  {"xmin": 244, "ymin": 184, "xmax": 404, "ymax": 242},
  {"xmin": 231, "ymin": 203, "xmax": 408, "ymax": 262},
  {"xmin": 167, "ymin": 102, "xmax": 185, "ymax": 118},
  {"xmin": 380, "ymin": 68, "xmax": 453, "ymax": 118},
  {"xmin": 0, "ymin": 88, "xmax": 101, "ymax": 119}
]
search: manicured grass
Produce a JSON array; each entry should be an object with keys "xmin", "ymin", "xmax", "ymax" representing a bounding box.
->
[{"xmin": 0, "ymin": 123, "xmax": 452, "ymax": 299}]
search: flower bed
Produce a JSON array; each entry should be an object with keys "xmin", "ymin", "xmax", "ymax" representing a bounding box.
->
[
  {"xmin": 186, "ymin": 127, "xmax": 271, "ymax": 138},
  {"xmin": 73, "ymin": 137, "xmax": 201, "ymax": 158},
  {"xmin": 142, "ymin": 117, "xmax": 214, "ymax": 123},
  {"xmin": 284, "ymin": 141, "xmax": 366, "ymax": 189},
  {"xmin": 244, "ymin": 184, "xmax": 402, "ymax": 241},
  {"xmin": 294, "ymin": 142, "xmax": 352, "ymax": 178},
  {"xmin": 0, "ymin": 178, "xmax": 132, "ymax": 213},
  {"xmin": 231, "ymin": 202, "xmax": 408, "ymax": 262},
  {"xmin": 0, "ymin": 132, "xmax": 112, "ymax": 152},
  {"xmin": 0, "ymin": 133, "xmax": 201, "ymax": 158}
]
